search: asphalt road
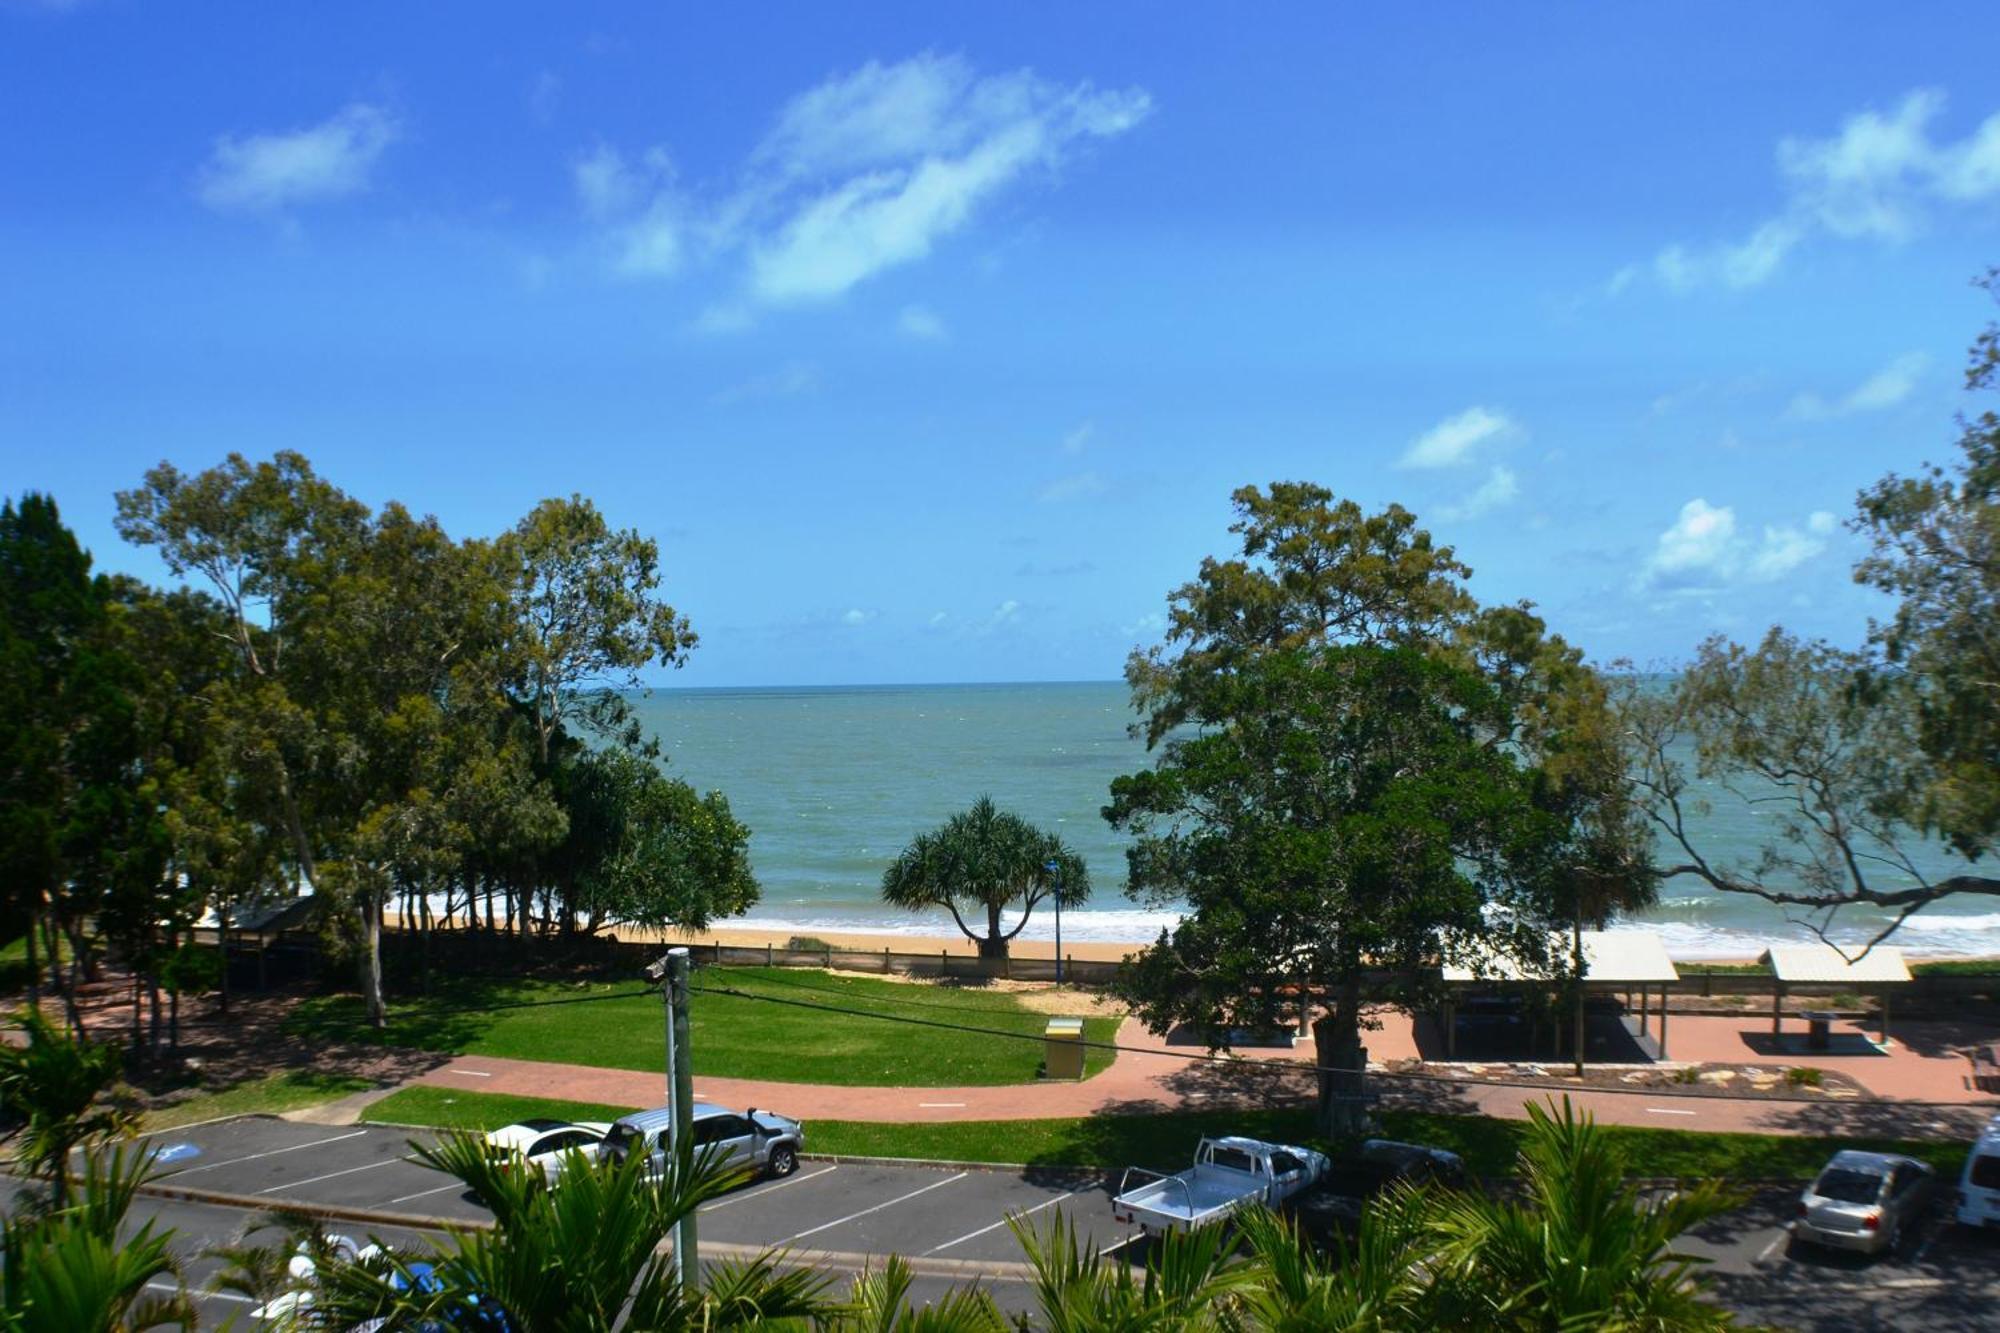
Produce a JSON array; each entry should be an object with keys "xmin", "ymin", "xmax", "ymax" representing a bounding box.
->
[{"xmin": 26, "ymin": 1115, "xmax": 2000, "ymax": 1329}]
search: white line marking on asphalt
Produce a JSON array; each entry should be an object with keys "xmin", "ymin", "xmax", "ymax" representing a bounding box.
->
[
  {"xmin": 1644, "ymin": 1108, "xmax": 1697, "ymax": 1116},
  {"xmin": 1756, "ymin": 1231, "xmax": 1788, "ymax": 1264},
  {"xmin": 925, "ymin": 1189, "xmax": 1083, "ymax": 1255},
  {"xmin": 918, "ymin": 1102, "xmax": 967, "ymax": 1108},
  {"xmin": 785, "ymin": 1172, "xmax": 969, "ymax": 1243},
  {"xmin": 445, "ymin": 1069, "xmax": 493, "ymax": 1078},
  {"xmin": 1876, "ymin": 1276, "xmax": 1946, "ymax": 1289},
  {"xmin": 167, "ymin": 1130, "xmax": 369, "ymax": 1177},
  {"xmin": 384, "ymin": 1180, "xmax": 466, "ymax": 1206},
  {"xmin": 701, "ymin": 1164, "xmax": 838, "ymax": 1213},
  {"xmin": 150, "ymin": 1282, "xmax": 253, "ymax": 1305},
  {"xmin": 257, "ymin": 1157, "xmax": 404, "ymax": 1195}
]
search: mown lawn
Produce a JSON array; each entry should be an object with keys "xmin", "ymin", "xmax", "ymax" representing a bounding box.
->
[
  {"xmin": 141, "ymin": 1069, "xmax": 376, "ymax": 1132},
  {"xmin": 287, "ymin": 967, "xmax": 1120, "ymax": 1087},
  {"xmin": 359, "ymin": 1086, "xmax": 1969, "ymax": 1182}
]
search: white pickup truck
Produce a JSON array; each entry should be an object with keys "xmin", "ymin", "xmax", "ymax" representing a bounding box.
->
[{"xmin": 1111, "ymin": 1136, "xmax": 1330, "ymax": 1236}]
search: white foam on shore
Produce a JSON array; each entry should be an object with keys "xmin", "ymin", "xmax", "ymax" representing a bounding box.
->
[{"xmin": 715, "ymin": 909, "xmax": 2000, "ymax": 960}]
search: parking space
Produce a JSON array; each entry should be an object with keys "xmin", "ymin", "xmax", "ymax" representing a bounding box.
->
[
  {"xmin": 1678, "ymin": 1186, "xmax": 2000, "ymax": 1331},
  {"xmin": 137, "ymin": 1115, "xmax": 1128, "ymax": 1276}
]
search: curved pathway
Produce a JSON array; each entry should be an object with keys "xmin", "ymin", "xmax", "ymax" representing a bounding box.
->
[{"xmin": 396, "ymin": 1011, "xmax": 1998, "ymax": 1140}]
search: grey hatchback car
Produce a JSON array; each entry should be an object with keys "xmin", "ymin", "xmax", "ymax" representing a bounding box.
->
[
  {"xmin": 600, "ymin": 1102, "xmax": 805, "ymax": 1182},
  {"xmin": 1793, "ymin": 1150, "xmax": 1934, "ymax": 1255}
]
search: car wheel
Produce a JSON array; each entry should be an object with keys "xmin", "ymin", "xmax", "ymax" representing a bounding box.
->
[
  {"xmin": 767, "ymin": 1145, "xmax": 799, "ymax": 1178},
  {"xmin": 1884, "ymin": 1219, "xmax": 1903, "ymax": 1255}
]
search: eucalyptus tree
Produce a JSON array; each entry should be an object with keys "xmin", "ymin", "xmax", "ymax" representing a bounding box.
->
[
  {"xmin": 881, "ymin": 797, "xmax": 1090, "ymax": 960},
  {"xmin": 500, "ymin": 494, "xmax": 697, "ymax": 765},
  {"xmin": 1622, "ymin": 271, "xmax": 2000, "ymax": 948},
  {"xmin": 1110, "ymin": 483, "xmax": 1651, "ymax": 1133},
  {"xmin": 115, "ymin": 451, "xmax": 370, "ymax": 890}
]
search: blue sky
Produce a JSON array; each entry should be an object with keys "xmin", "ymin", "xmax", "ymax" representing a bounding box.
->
[{"xmin": 4, "ymin": 3, "xmax": 1999, "ymax": 686}]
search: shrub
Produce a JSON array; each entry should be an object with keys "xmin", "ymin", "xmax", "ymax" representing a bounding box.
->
[{"xmin": 1785, "ymin": 1067, "xmax": 1824, "ymax": 1088}]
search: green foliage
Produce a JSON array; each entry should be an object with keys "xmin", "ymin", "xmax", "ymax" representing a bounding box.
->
[
  {"xmin": 1110, "ymin": 482, "xmax": 1650, "ymax": 1132},
  {"xmin": 139, "ymin": 1068, "xmax": 374, "ymax": 1133},
  {"xmin": 881, "ymin": 796, "xmax": 1090, "ymax": 958},
  {"xmin": 0, "ymin": 1143, "xmax": 192, "ymax": 1333},
  {"xmin": 500, "ymin": 493, "xmax": 696, "ymax": 762},
  {"xmin": 300, "ymin": 1129, "xmax": 835, "ymax": 1333},
  {"xmin": 0, "ymin": 1007, "xmax": 135, "ymax": 1205},
  {"xmin": 550, "ymin": 746, "xmax": 759, "ymax": 933},
  {"xmin": 1629, "ymin": 277, "xmax": 2000, "ymax": 935},
  {"xmin": 1784, "ymin": 1066, "xmax": 1824, "ymax": 1088}
]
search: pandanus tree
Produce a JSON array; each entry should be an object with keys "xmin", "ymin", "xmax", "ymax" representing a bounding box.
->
[{"xmin": 880, "ymin": 797, "xmax": 1090, "ymax": 960}]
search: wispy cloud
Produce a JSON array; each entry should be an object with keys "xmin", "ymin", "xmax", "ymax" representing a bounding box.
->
[
  {"xmin": 1036, "ymin": 471, "xmax": 1107, "ymax": 503},
  {"xmin": 1787, "ymin": 351, "xmax": 1928, "ymax": 420},
  {"xmin": 1399, "ymin": 406, "xmax": 1516, "ymax": 470},
  {"xmin": 1623, "ymin": 90, "xmax": 2000, "ymax": 293},
  {"xmin": 711, "ymin": 360, "xmax": 820, "ymax": 405},
  {"xmin": 1636, "ymin": 498, "xmax": 1837, "ymax": 591},
  {"xmin": 897, "ymin": 304, "xmax": 948, "ymax": 341},
  {"xmin": 197, "ymin": 103, "xmax": 399, "ymax": 215},
  {"xmin": 1436, "ymin": 465, "xmax": 1519, "ymax": 521},
  {"xmin": 578, "ymin": 54, "xmax": 1151, "ymax": 312},
  {"xmin": 1061, "ymin": 422, "xmax": 1093, "ymax": 454}
]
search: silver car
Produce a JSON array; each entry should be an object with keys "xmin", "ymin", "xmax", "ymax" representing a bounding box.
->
[
  {"xmin": 1793, "ymin": 1150, "xmax": 1934, "ymax": 1255},
  {"xmin": 601, "ymin": 1102, "xmax": 804, "ymax": 1182}
]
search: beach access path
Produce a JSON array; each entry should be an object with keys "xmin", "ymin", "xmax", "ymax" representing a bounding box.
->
[{"xmin": 395, "ymin": 1011, "xmax": 1999, "ymax": 1140}]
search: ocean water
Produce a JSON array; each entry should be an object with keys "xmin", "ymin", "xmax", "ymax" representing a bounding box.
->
[{"xmin": 632, "ymin": 681, "xmax": 2000, "ymax": 959}]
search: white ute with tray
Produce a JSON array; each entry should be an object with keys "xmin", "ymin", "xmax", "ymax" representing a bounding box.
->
[{"xmin": 1111, "ymin": 1136, "xmax": 1329, "ymax": 1237}]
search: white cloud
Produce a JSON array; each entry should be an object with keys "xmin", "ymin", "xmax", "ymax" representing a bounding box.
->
[
  {"xmin": 1787, "ymin": 351, "xmax": 1928, "ymax": 420},
  {"xmin": 711, "ymin": 360, "xmax": 819, "ymax": 405},
  {"xmin": 529, "ymin": 71, "xmax": 562, "ymax": 125},
  {"xmin": 573, "ymin": 146, "xmax": 686, "ymax": 276},
  {"xmin": 1437, "ymin": 465, "xmax": 1519, "ymax": 521},
  {"xmin": 840, "ymin": 608, "xmax": 872, "ymax": 626},
  {"xmin": 579, "ymin": 54, "xmax": 1150, "ymax": 309},
  {"xmin": 1637, "ymin": 497, "xmax": 1831, "ymax": 590},
  {"xmin": 1627, "ymin": 90, "xmax": 2000, "ymax": 292},
  {"xmin": 1399, "ymin": 406, "xmax": 1516, "ymax": 470},
  {"xmin": 1061, "ymin": 422, "xmax": 1093, "ymax": 454},
  {"xmin": 927, "ymin": 610, "xmax": 948, "ymax": 626},
  {"xmin": 197, "ymin": 103, "xmax": 399, "ymax": 214},
  {"xmin": 1036, "ymin": 471, "xmax": 1107, "ymax": 503},
  {"xmin": 972, "ymin": 599, "xmax": 1023, "ymax": 635},
  {"xmin": 897, "ymin": 304, "xmax": 948, "ymax": 341}
]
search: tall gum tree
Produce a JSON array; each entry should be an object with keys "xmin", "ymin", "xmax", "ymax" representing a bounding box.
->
[
  {"xmin": 1623, "ymin": 273, "xmax": 2000, "ymax": 950},
  {"xmin": 1110, "ymin": 483, "xmax": 1651, "ymax": 1134}
]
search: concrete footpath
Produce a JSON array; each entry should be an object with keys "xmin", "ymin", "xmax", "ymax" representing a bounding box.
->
[{"xmin": 395, "ymin": 1011, "xmax": 1999, "ymax": 1139}]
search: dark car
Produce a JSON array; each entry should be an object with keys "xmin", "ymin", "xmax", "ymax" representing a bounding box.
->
[{"xmin": 1289, "ymin": 1139, "xmax": 1467, "ymax": 1241}]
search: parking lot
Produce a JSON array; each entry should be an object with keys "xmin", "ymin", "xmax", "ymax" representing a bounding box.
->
[
  {"xmin": 119, "ymin": 1115, "xmax": 2000, "ymax": 1329},
  {"xmin": 137, "ymin": 1114, "xmax": 1127, "ymax": 1276}
]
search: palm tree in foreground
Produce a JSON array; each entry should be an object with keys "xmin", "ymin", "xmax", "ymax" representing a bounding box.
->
[
  {"xmin": 0, "ymin": 1143, "xmax": 193, "ymax": 1332},
  {"xmin": 880, "ymin": 796, "xmax": 1090, "ymax": 960}
]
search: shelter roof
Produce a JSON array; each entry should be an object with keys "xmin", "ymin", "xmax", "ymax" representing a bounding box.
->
[
  {"xmin": 1758, "ymin": 943, "xmax": 1911, "ymax": 984},
  {"xmin": 1442, "ymin": 929, "xmax": 1679, "ymax": 984}
]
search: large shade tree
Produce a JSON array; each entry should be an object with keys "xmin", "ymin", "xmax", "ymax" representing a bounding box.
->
[
  {"xmin": 1110, "ymin": 483, "xmax": 1652, "ymax": 1133},
  {"xmin": 881, "ymin": 797, "xmax": 1090, "ymax": 960},
  {"xmin": 1623, "ymin": 270, "xmax": 2000, "ymax": 949}
]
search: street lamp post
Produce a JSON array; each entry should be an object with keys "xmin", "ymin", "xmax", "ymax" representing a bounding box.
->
[{"xmin": 1044, "ymin": 858, "xmax": 1063, "ymax": 988}]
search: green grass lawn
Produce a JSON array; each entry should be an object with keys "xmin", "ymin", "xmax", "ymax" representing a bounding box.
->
[
  {"xmin": 288, "ymin": 967, "xmax": 1120, "ymax": 1087},
  {"xmin": 360, "ymin": 1086, "xmax": 1969, "ymax": 1182},
  {"xmin": 140, "ymin": 1069, "xmax": 376, "ymax": 1132}
]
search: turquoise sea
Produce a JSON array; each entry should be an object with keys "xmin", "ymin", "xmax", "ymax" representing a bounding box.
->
[{"xmin": 631, "ymin": 681, "xmax": 2000, "ymax": 959}]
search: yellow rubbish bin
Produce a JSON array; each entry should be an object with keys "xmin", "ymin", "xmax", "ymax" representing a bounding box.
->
[{"xmin": 1044, "ymin": 1017, "xmax": 1085, "ymax": 1080}]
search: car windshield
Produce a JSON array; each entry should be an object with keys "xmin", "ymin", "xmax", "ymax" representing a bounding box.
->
[
  {"xmin": 1971, "ymin": 1153, "xmax": 2000, "ymax": 1191},
  {"xmin": 1814, "ymin": 1167, "xmax": 1885, "ymax": 1204}
]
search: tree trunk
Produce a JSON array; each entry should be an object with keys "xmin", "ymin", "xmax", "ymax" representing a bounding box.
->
[
  {"xmin": 978, "ymin": 903, "xmax": 1009, "ymax": 960},
  {"xmin": 218, "ymin": 902, "xmax": 232, "ymax": 1016},
  {"xmin": 1312, "ymin": 980, "xmax": 1370, "ymax": 1138},
  {"xmin": 363, "ymin": 888, "xmax": 387, "ymax": 1028},
  {"xmin": 23, "ymin": 903, "xmax": 38, "ymax": 1011}
]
